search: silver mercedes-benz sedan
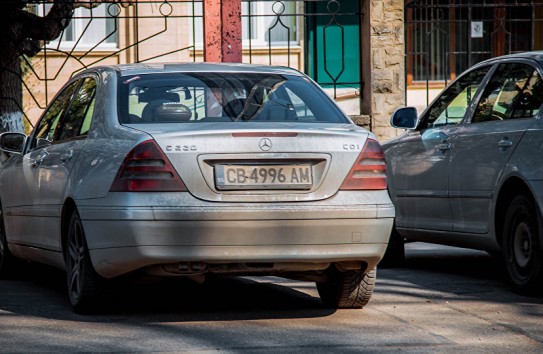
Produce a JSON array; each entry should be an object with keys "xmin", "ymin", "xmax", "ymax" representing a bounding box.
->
[
  {"xmin": 383, "ymin": 51, "xmax": 543, "ymax": 295},
  {"xmin": 0, "ymin": 63, "xmax": 394, "ymax": 312}
]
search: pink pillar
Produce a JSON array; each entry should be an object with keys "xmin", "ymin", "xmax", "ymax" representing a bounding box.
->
[{"xmin": 203, "ymin": 0, "xmax": 242, "ymax": 63}]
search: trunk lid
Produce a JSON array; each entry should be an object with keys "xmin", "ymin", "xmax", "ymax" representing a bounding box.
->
[{"xmin": 134, "ymin": 122, "xmax": 371, "ymax": 202}]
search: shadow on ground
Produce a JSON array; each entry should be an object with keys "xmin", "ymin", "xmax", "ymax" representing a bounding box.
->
[
  {"xmin": 377, "ymin": 242, "xmax": 542, "ymax": 306},
  {"xmin": 0, "ymin": 262, "xmax": 331, "ymax": 321}
]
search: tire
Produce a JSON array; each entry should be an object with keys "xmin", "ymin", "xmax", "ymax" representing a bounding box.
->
[
  {"xmin": 316, "ymin": 267, "xmax": 376, "ymax": 309},
  {"xmin": 0, "ymin": 202, "xmax": 18, "ymax": 279},
  {"xmin": 379, "ymin": 225, "xmax": 405, "ymax": 268},
  {"xmin": 502, "ymin": 195, "xmax": 543, "ymax": 294},
  {"xmin": 66, "ymin": 210, "xmax": 105, "ymax": 313}
]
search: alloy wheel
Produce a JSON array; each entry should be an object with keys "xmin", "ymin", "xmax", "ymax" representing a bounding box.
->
[{"xmin": 67, "ymin": 216, "xmax": 85, "ymax": 303}]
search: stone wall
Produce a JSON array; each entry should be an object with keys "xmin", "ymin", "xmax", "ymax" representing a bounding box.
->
[{"xmin": 362, "ymin": 0, "xmax": 405, "ymax": 141}]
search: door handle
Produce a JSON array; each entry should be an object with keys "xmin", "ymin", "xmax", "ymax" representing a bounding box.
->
[
  {"xmin": 498, "ymin": 138, "xmax": 513, "ymax": 149},
  {"xmin": 60, "ymin": 150, "xmax": 74, "ymax": 162},
  {"xmin": 438, "ymin": 142, "xmax": 451, "ymax": 151},
  {"xmin": 29, "ymin": 154, "xmax": 46, "ymax": 168},
  {"xmin": 29, "ymin": 159, "xmax": 39, "ymax": 168}
]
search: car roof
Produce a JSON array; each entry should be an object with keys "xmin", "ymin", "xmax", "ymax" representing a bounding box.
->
[
  {"xmin": 476, "ymin": 50, "xmax": 543, "ymax": 66},
  {"xmin": 80, "ymin": 62, "xmax": 303, "ymax": 78}
]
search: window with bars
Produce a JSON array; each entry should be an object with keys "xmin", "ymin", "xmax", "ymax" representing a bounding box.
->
[
  {"xmin": 189, "ymin": 1, "xmax": 299, "ymax": 48},
  {"xmin": 405, "ymin": 0, "xmax": 541, "ymax": 86},
  {"xmin": 242, "ymin": 1, "xmax": 299, "ymax": 46}
]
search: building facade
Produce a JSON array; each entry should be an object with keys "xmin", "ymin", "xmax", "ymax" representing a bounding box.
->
[
  {"xmin": 25, "ymin": 1, "xmax": 543, "ymax": 140},
  {"xmin": 23, "ymin": 0, "xmax": 405, "ymax": 140}
]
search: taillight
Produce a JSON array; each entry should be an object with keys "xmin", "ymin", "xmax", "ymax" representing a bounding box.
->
[
  {"xmin": 340, "ymin": 138, "xmax": 387, "ymax": 190},
  {"xmin": 110, "ymin": 140, "xmax": 187, "ymax": 192}
]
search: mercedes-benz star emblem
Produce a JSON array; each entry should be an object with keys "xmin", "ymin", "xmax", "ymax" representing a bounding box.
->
[{"xmin": 259, "ymin": 138, "xmax": 272, "ymax": 151}]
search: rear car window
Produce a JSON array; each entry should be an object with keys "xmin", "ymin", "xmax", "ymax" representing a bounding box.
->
[{"xmin": 117, "ymin": 72, "xmax": 348, "ymax": 124}]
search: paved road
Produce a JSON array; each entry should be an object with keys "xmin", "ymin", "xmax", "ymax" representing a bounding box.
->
[{"xmin": 0, "ymin": 243, "xmax": 542, "ymax": 353}]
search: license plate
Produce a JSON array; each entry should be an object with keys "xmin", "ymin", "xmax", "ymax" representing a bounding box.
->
[{"xmin": 215, "ymin": 164, "xmax": 313, "ymax": 190}]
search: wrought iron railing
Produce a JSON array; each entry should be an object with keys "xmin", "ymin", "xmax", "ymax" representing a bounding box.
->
[
  {"xmin": 242, "ymin": 0, "xmax": 363, "ymax": 99},
  {"xmin": 21, "ymin": 0, "xmax": 204, "ymax": 128},
  {"xmin": 17, "ymin": 0, "xmax": 363, "ymax": 129},
  {"xmin": 406, "ymin": 0, "xmax": 543, "ymax": 106}
]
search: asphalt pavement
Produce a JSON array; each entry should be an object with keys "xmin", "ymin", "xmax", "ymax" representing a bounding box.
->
[{"xmin": 0, "ymin": 243, "xmax": 541, "ymax": 353}]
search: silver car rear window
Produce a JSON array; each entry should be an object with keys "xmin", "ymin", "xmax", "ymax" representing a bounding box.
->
[{"xmin": 117, "ymin": 72, "xmax": 348, "ymax": 124}]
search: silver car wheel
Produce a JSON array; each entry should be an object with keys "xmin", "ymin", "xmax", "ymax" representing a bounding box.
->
[
  {"xmin": 316, "ymin": 267, "xmax": 376, "ymax": 309},
  {"xmin": 67, "ymin": 215, "xmax": 85, "ymax": 303},
  {"xmin": 66, "ymin": 210, "xmax": 103, "ymax": 313}
]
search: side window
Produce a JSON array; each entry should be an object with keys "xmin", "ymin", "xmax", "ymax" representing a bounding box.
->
[
  {"xmin": 32, "ymin": 80, "xmax": 79, "ymax": 150},
  {"xmin": 79, "ymin": 94, "xmax": 95, "ymax": 135},
  {"xmin": 473, "ymin": 63, "xmax": 543, "ymax": 123},
  {"xmin": 472, "ymin": 63, "xmax": 543, "ymax": 123},
  {"xmin": 512, "ymin": 71, "xmax": 543, "ymax": 118},
  {"xmin": 422, "ymin": 66, "xmax": 490, "ymax": 129},
  {"xmin": 57, "ymin": 77, "xmax": 97, "ymax": 140}
]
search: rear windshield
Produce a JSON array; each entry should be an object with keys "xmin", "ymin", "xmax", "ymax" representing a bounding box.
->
[{"xmin": 117, "ymin": 72, "xmax": 348, "ymax": 124}]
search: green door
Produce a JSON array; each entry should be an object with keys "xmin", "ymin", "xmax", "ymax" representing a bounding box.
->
[{"xmin": 305, "ymin": 1, "xmax": 361, "ymax": 90}]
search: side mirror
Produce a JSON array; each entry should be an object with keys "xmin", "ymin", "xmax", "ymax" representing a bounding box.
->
[
  {"xmin": 0, "ymin": 132, "xmax": 26, "ymax": 154},
  {"xmin": 391, "ymin": 107, "xmax": 418, "ymax": 129}
]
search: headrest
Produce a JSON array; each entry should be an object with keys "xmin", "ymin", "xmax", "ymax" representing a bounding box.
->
[{"xmin": 153, "ymin": 103, "xmax": 192, "ymax": 122}]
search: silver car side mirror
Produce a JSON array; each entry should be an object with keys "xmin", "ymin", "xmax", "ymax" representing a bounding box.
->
[
  {"xmin": 391, "ymin": 107, "xmax": 418, "ymax": 130},
  {"xmin": 0, "ymin": 132, "xmax": 26, "ymax": 154}
]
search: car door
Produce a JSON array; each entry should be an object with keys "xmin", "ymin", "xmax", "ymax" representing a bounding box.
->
[
  {"xmin": 449, "ymin": 61, "xmax": 543, "ymax": 234},
  {"xmin": 2, "ymin": 79, "xmax": 81, "ymax": 250},
  {"xmin": 21, "ymin": 77, "xmax": 96, "ymax": 251},
  {"xmin": 390, "ymin": 66, "xmax": 490, "ymax": 231}
]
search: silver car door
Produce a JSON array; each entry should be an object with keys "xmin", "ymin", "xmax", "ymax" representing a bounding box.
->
[
  {"xmin": 34, "ymin": 77, "xmax": 97, "ymax": 252},
  {"xmin": 391, "ymin": 66, "xmax": 491, "ymax": 231},
  {"xmin": 21, "ymin": 77, "xmax": 96, "ymax": 252},
  {"xmin": 449, "ymin": 62, "xmax": 542, "ymax": 234},
  {"xmin": 0, "ymin": 153, "xmax": 34, "ymax": 248},
  {"xmin": 4, "ymin": 80, "xmax": 81, "ymax": 250}
]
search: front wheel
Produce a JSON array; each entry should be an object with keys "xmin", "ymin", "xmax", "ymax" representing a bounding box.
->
[
  {"xmin": 316, "ymin": 267, "xmax": 376, "ymax": 309},
  {"xmin": 66, "ymin": 210, "xmax": 105, "ymax": 313},
  {"xmin": 503, "ymin": 195, "xmax": 543, "ymax": 294}
]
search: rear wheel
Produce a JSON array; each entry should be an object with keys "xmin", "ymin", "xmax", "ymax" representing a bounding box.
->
[
  {"xmin": 66, "ymin": 210, "xmax": 105, "ymax": 313},
  {"xmin": 380, "ymin": 225, "xmax": 405, "ymax": 268},
  {"xmin": 503, "ymin": 195, "xmax": 543, "ymax": 294},
  {"xmin": 316, "ymin": 267, "xmax": 376, "ymax": 309}
]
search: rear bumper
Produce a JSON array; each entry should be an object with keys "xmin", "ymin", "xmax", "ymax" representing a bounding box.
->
[{"xmin": 78, "ymin": 193, "xmax": 394, "ymax": 278}]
